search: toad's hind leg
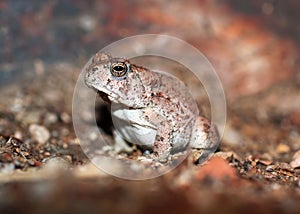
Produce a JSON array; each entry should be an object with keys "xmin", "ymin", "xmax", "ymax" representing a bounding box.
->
[{"xmin": 191, "ymin": 116, "xmax": 220, "ymax": 164}]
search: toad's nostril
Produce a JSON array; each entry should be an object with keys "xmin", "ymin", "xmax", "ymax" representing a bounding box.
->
[{"xmin": 92, "ymin": 67, "xmax": 98, "ymax": 72}]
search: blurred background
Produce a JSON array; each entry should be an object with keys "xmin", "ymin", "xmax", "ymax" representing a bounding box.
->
[
  {"xmin": 0, "ymin": 0, "xmax": 299, "ymax": 213},
  {"xmin": 1, "ymin": 0, "xmax": 299, "ymax": 98}
]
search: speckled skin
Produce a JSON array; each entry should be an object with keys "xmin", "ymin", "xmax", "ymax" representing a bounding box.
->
[{"xmin": 85, "ymin": 52, "xmax": 219, "ymax": 162}]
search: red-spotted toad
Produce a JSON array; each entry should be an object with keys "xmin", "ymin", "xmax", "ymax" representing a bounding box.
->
[{"xmin": 85, "ymin": 52, "xmax": 219, "ymax": 162}]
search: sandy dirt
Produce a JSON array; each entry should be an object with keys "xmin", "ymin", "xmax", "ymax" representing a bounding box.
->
[{"xmin": 0, "ymin": 0, "xmax": 299, "ymax": 213}]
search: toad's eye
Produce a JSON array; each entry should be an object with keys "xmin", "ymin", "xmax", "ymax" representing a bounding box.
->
[{"xmin": 111, "ymin": 62, "xmax": 128, "ymax": 79}]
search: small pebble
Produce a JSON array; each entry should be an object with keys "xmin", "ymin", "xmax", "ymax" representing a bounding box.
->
[
  {"xmin": 29, "ymin": 124, "xmax": 50, "ymax": 144},
  {"xmin": 44, "ymin": 152, "xmax": 51, "ymax": 157},
  {"xmin": 290, "ymin": 150, "xmax": 300, "ymax": 168},
  {"xmin": 44, "ymin": 112, "xmax": 58, "ymax": 125},
  {"xmin": 62, "ymin": 143, "xmax": 68, "ymax": 149},
  {"xmin": 143, "ymin": 150, "xmax": 151, "ymax": 156},
  {"xmin": 266, "ymin": 165, "xmax": 274, "ymax": 172},
  {"xmin": 195, "ymin": 157, "xmax": 238, "ymax": 181},
  {"xmin": 14, "ymin": 130, "xmax": 23, "ymax": 140},
  {"xmin": 0, "ymin": 163, "xmax": 15, "ymax": 174},
  {"xmin": 60, "ymin": 112, "xmax": 71, "ymax": 123},
  {"xmin": 257, "ymin": 159, "xmax": 272, "ymax": 166},
  {"xmin": 42, "ymin": 156, "xmax": 71, "ymax": 172},
  {"xmin": 88, "ymin": 130, "xmax": 98, "ymax": 141},
  {"xmin": 276, "ymin": 143, "xmax": 290, "ymax": 154}
]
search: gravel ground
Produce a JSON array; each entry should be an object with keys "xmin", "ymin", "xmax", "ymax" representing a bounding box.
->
[{"xmin": 0, "ymin": 0, "xmax": 300, "ymax": 213}]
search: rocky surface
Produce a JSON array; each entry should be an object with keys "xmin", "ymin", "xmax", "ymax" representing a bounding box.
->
[{"xmin": 0, "ymin": 0, "xmax": 299, "ymax": 213}]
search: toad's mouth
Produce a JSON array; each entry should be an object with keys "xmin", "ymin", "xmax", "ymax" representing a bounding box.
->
[
  {"xmin": 97, "ymin": 91, "xmax": 111, "ymax": 103},
  {"xmin": 96, "ymin": 89, "xmax": 120, "ymax": 103}
]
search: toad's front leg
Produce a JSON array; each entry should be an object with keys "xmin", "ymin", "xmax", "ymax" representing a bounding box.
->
[
  {"xmin": 152, "ymin": 120, "xmax": 173, "ymax": 163},
  {"xmin": 143, "ymin": 108, "xmax": 174, "ymax": 163}
]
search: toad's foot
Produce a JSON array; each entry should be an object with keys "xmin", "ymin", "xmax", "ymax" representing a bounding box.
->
[
  {"xmin": 191, "ymin": 116, "xmax": 220, "ymax": 164},
  {"xmin": 147, "ymin": 137, "xmax": 172, "ymax": 163},
  {"xmin": 113, "ymin": 130, "xmax": 134, "ymax": 153}
]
